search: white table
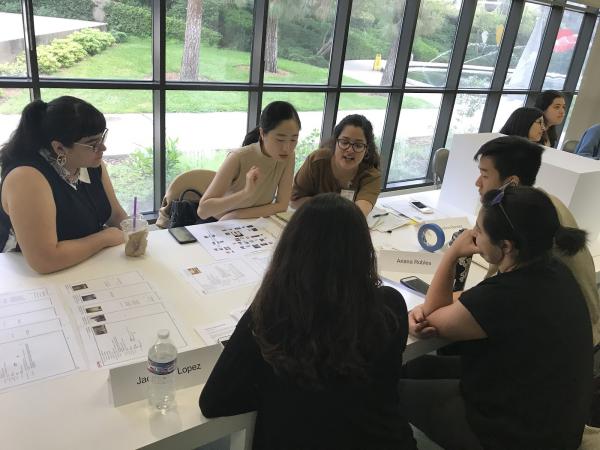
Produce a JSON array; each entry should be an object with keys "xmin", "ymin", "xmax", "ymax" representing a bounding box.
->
[{"xmin": 0, "ymin": 193, "xmax": 495, "ymax": 450}]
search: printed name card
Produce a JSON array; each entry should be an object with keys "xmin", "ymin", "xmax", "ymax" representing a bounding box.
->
[
  {"xmin": 378, "ymin": 250, "xmax": 442, "ymax": 274},
  {"xmin": 109, "ymin": 344, "xmax": 222, "ymax": 407}
]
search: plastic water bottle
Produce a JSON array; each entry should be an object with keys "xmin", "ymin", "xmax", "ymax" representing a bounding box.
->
[
  {"xmin": 147, "ymin": 329, "xmax": 177, "ymax": 411},
  {"xmin": 448, "ymin": 229, "xmax": 473, "ymax": 292}
]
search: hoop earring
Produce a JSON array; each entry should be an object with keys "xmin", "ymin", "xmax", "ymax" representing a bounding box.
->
[{"xmin": 56, "ymin": 153, "xmax": 67, "ymax": 167}]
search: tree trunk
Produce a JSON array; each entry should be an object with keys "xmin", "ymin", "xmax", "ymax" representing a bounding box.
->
[
  {"xmin": 381, "ymin": 26, "xmax": 400, "ymax": 86},
  {"xmin": 265, "ymin": 14, "xmax": 278, "ymax": 73},
  {"xmin": 180, "ymin": 0, "xmax": 204, "ymax": 81}
]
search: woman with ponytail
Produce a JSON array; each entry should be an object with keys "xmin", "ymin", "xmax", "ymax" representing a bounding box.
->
[
  {"xmin": 0, "ymin": 96, "xmax": 127, "ymax": 273},
  {"xmin": 402, "ymin": 185, "xmax": 592, "ymax": 449},
  {"xmin": 197, "ymin": 101, "xmax": 301, "ymax": 221}
]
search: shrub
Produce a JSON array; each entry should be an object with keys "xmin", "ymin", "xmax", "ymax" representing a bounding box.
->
[
  {"xmin": 220, "ymin": 7, "xmax": 253, "ymax": 51},
  {"xmin": 0, "ymin": 60, "xmax": 26, "ymax": 76},
  {"xmin": 70, "ymin": 28, "xmax": 116, "ymax": 55},
  {"xmin": 32, "ymin": 0, "xmax": 95, "ymax": 21},
  {"xmin": 35, "ymin": 46, "xmax": 62, "ymax": 73},
  {"xmin": 110, "ymin": 31, "xmax": 128, "ymax": 43},
  {"xmin": 412, "ymin": 37, "xmax": 439, "ymax": 62},
  {"xmin": 105, "ymin": 1, "xmax": 186, "ymax": 39},
  {"xmin": 44, "ymin": 38, "xmax": 88, "ymax": 68}
]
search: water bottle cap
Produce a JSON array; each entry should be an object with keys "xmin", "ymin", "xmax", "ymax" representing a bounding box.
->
[{"xmin": 157, "ymin": 329, "xmax": 170, "ymax": 339}]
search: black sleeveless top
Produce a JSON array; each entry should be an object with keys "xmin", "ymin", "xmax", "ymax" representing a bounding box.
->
[{"xmin": 0, "ymin": 154, "xmax": 112, "ymax": 251}]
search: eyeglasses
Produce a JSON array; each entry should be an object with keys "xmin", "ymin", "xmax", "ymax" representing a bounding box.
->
[
  {"xmin": 489, "ymin": 182, "xmax": 516, "ymax": 231},
  {"xmin": 336, "ymin": 138, "xmax": 367, "ymax": 153},
  {"xmin": 76, "ymin": 129, "xmax": 108, "ymax": 153},
  {"xmin": 534, "ymin": 118, "xmax": 545, "ymax": 129}
]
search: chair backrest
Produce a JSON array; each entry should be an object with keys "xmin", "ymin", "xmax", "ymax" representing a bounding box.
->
[
  {"xmin": 562, "ymin": 139, "xmax": 579, "ymax": 153},
  {"xmin": 156, "ymin": 169, "xmax": 216, "ymax": 228},
  {"xmin": 432, "ymin": 147, "xmax": 450, "ymax": 186}
]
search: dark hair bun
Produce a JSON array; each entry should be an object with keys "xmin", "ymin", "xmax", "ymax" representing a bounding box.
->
[{"xmin": 555, "ymin": 226, "xmax": 587, "ymax": 256}]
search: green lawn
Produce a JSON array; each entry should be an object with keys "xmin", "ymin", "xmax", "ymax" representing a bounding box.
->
[{"xmin": 0, "ymin": 37, "xmax": 433, "ymax": 114}]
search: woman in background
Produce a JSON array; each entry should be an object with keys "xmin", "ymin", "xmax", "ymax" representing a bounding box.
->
[
  {"xmin": 200, "ymin": 193, "xmax": 416, "ymax": 450},
  {"xmin": 0, "ymin": 96, "xmax": 127, "ymax": 274},
  {"xmin": 291, "ymin": 114, "xmax": 381, "ymax": 216},
  {"xmin": 499, "ymin": 107, "xmax": 546, "ymax": 143},
  {"xmin": 535, "ymin": 90, "xmax": 566, "ymax": 148},
  {"xmin": 197, "ymin": 101, "xmax": 300, "ymax": 221}
]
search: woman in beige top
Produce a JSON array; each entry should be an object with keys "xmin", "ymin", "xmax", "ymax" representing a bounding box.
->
[
  {"xmin": 197, "ymin": 101, "xmax": 301, "ymax": 221},
  {"xmin": 291, "ymin": 114, "xmax": 381, "ymax": 216}
]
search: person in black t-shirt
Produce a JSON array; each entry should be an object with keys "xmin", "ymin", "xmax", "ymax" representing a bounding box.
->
[
  {"xmin": 0, "ymin": 96, "xmax": 128, "ymax": 273},
  {"xmin": 400, "ymin": 186, "xmax": 592, "ymax": 450},
  {"xmin": 200, "ymin": 193, "xmax": 416, "ymax": 450}
]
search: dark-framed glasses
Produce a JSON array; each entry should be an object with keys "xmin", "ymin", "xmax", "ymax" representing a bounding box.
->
[
  {"xmin": 336, "ymin": 138, "xmax": 367, "ymax": 153},
  {"xmin": 489, "ymin": 182, "xmax": 516, "ymax": 231},
  {"xmin": 76, "ymin": 128, "xmax": 108, "ymax": 153}
]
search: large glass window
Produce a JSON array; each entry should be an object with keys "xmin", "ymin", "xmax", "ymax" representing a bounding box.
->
[
  {"xmin": 33, "ymin": 0, "xmax": 152, "ymax": 79},
  {"xmin": 0, "ymin": 2, "xmax": 27, "ymax": 78},
  {"xmin": 166, "ymin": 0, "xmax": 253, "ymax": 82},
  {"xmin": 165, "ymin": 91, "xmax": 248, "ymax": 187},
  {"xmin": 446, "ymin": 94, "xmax": 487, "ymax": 149},
  {"xmin": 388, "ymin": 93, "xmax": 442, "ymax": 183},
  {"xmin": 264, "ymin": 0, "xmax": 337, "ymax": 85},
  {"xmin": 408, "ymin": 0, "xmax": 462, "ymax": 88},
  {"xmin": 458, "ymin": 1, "xmax": 509, "ymax": 89},
  {"xmin": 504, "ymin": 3, "xmax": 551, "ymax": 89},
  {"xmin": 0, "ymin": 2, "xmax": 593, "ymax": 208},
  {"xmin": 542, "ymin": 10, "xmax": 584, "ymax": 90},
  {"xmin": 493, "ymin": 94, "xmax": 526, "ymax": 132},
  {"xmin": 342, "ymin": 0, "xmax": 406, "ymax": 87}
]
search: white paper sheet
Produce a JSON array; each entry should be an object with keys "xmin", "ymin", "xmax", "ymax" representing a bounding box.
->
[
  {"xmin": 189, "ymin": 220, "xmax": 277, "ymax": 260},
  {"xmin": 64, "ymin": 272, "xmax": 190, "ymax": 369},
  {"xmin": 195, "ymin": 319, "xmax": 237, "ymax": 346},
  {"xmin": 368, "ymin": 207, "xmax": 413, "ymax": 232},
  {"xmin": 0, "ymin": 287, "xmax": 83, "ymax": 392},
  {"xmin": 182, "ymin": 259, "xmax": 261, "ymax": 295}
]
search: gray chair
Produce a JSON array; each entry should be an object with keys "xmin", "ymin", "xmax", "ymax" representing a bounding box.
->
[
  {"xmin": 562, "ymin": 139, "xmax": 579, "ymax": 153},
  {"xmin": 432, "ymin": 147, "xmax": 450, "ymax": 187}
]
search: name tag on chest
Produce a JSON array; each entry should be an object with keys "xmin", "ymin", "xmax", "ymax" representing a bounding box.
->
[{"xmin": 340, "ymin": 189, "xmax": 356, "ymax": 201}]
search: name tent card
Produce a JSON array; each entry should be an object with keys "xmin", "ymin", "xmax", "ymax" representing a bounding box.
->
[
  {"xmin": 109, "ymin": 344, "xmax": 222, "ymax": 407},
  {"xmin": 378, "ymin": 250, "xmax": 442, "ymax": 274}
]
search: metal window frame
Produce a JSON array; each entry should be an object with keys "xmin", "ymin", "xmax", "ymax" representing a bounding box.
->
[{"xmin": 0, "ymin": 0, "xmax": 597, "ymax": 210}]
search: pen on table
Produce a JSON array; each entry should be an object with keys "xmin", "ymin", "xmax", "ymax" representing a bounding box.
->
[{"xmin": 372, "ymin": 212, "xmax": 389, "ymax": 218}]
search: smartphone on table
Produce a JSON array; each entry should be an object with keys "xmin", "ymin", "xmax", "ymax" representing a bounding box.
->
[
  {"xmin": 409, "ymin": 200, "xmax": 433, "ymax": 214},
  {"xmin": 168, "ymin": 226, "xmax": 197, "ymax": 244},
  {"xmin": 400, "ymin": 276, "xmax": 430, "ymax": 295}
]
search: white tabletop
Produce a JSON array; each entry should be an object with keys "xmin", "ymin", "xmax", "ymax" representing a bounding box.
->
[{"xmin": 0, "ymin": 189, "xmax": 538, "ymax": 450}]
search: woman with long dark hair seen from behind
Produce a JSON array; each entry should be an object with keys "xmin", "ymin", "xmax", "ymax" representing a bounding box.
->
[
  {"xmin": 404, "ymin": 186, "xmax": 592, "ymax": 449},
  {"xmin": 535, "ymin": 90, "xmax": 566, "ymax": 148},
  {"xmin": 0, "ymin": 96, "xmax": 127, "ymax": 274},
  {"xmin": 291, "ymin": 114, "xmax": 381, "ymax": 216},
  {"xmin": 197, "ymin": 101, "xmax": 300, "ymax": 221},
  {"xmin": 499, "ymin": 107, "xmax": 546, "ymax": 143},
  {"xmin": 200, "ymin": 193, "xmax": 416, "ymax": 450}
]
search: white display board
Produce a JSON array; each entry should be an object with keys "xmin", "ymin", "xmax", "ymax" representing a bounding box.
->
[{"xmin": 440, "ymin": 133, "xmax": 600, "ymax": 240}]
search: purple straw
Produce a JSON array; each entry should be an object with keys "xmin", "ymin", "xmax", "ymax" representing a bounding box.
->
[{"xmin": 133, "ymin": 196, "xmax": 138, "ymax": 229}]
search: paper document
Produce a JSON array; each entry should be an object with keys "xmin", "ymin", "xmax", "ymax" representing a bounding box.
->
[
  {"xmin": 195, "ymin": 319, "xmax": 237, "ymax": 346},
  {"xmin": 64, "ymin": 272, "xmax": 190, "ymax": 369},
  {"xmin": 183, "ymin": 259, "xmax": 261, "ymax": 295},
  {"xmin": 189, "ymin": 220, "xmax": 277, "ymax": 260},
  {"xmin": 368, "ymin": 207, "xmax": 412, "ymax": 232},
  {"xmin": 0, "ymin": 287, "xmax": 83, "ymax": 393}
]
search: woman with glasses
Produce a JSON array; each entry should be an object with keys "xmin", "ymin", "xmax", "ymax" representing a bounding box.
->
[
  {"xmin": 200, "ymin": 193, "xmax": 417, "ymax": 450},
  {"xmin": 197, "ymin": 101, "xmax": 300, "ymax": 221},
  {"xmin": 402, "ymin": 185, "xmax": 592, "ymax": 449},
  {"xmin": 291, "ymin": 114, "xmax": 381, "ymax": 216},
  {"xmin": 499, "ymin": 107, "xmax": 547, "ymax": 144},
  {"xmin": 0, "ymin": 96, "xmax": 127, "ymax": 273},
  {"xmin": 535, "ymin": 90, "xmax": 566, "ymax": 148}
]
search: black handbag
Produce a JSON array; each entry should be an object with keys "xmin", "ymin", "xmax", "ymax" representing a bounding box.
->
[{"xmin": 168, "ymin": 188, "xmax": 202, "ymax": 228}]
